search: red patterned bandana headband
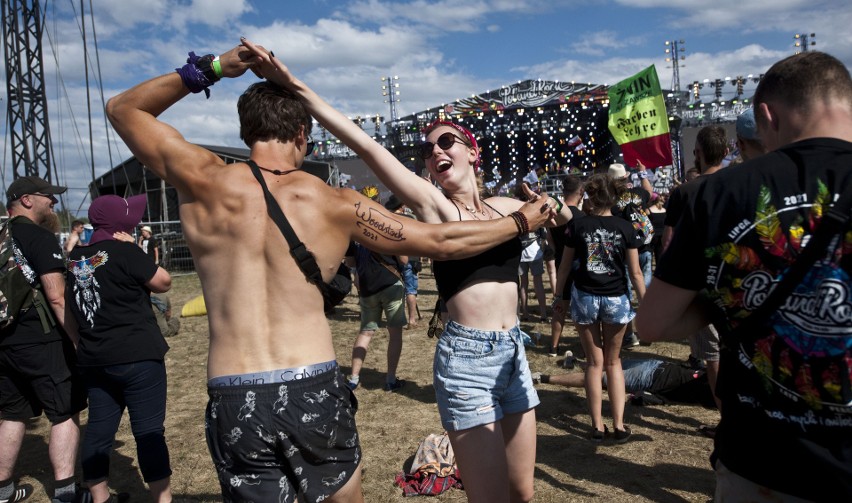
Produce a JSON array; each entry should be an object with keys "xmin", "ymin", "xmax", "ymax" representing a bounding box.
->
[{"xmin": 424, "ymin": 119, "xmax": 481, "ymax": 172}]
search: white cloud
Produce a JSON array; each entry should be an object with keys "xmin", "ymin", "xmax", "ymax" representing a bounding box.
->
[
  {"xmin": 342, "ymin": 0, "xmax": 558, "ymax": 34},
  {"xmin": 614, "ymin": 0, "xmax": 811, "ymax": 29},
  {"xmin": 241, "ymin": 19, "xmax": 427, "ymax": 69},
  {"xmin": 569, "ymin": 30, "xmax": 641, "ymax": 57}
]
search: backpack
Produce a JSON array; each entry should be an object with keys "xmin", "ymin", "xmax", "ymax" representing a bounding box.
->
[
  {"xmin": 0, "ymin": 216, "xmax": 56, "ymax": 332},
  {"xmin": 322, "ymin": 263, "xmax": 352, "ymax": 313},
  {"xmin": 620, "ymin": 201, "xmax": 655, "ymax": 246}
]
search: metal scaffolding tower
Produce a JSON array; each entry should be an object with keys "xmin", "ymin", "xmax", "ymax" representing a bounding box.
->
[
  {"xmin": 664, "ymin": 39, "xmax": 686, "ymax": 92},
  {"xmin": 2, "ymin": 0, "xmax": 54, "ymax": 182}
]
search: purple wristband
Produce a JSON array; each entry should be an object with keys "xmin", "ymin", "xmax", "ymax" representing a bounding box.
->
[{"xmin": 175, "ymin": 51, "xmax": 214, "ymax": 98}]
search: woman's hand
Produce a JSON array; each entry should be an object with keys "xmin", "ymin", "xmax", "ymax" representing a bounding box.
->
[
  {"xmin": 517, "ymin": 184, "xmax": 558, "ymax": 231},
  {"xmin": 239, "ymin": 37, "xmax": 297, "ymax": 88},
  {"xmin": 113, "ymin": 231, "xmax": 135, "ymax": 243}
]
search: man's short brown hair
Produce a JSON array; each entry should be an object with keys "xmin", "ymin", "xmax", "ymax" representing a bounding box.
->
[
  {"xmin": 754, "ymin": 51, "xmax": 852, "ymax": 113},
  {"xmin": 237, "ymin": 82, "xmax": 313, "ymax": 147},
  {"xmin": 695, "ymin": 125, "xmax": 728, "ymax": 170}
]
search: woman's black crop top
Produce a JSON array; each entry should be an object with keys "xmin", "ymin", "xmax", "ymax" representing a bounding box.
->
[{"xmin": 432, "ymin": 202, "xmax": 522, "ymax": 302}]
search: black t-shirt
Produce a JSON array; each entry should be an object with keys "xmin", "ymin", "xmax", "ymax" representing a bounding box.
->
[
  {"xmin": 615, "ymin": 186, "xmax": 653, "ymax": 253},
  {"xmin": 0, "ymin": 220, "xmax": 66, "ymax": 346},
  {"xmin": 655, "ymin": 138, "xmax": 852, "ymax": 500},
  {"xmin": 139, "ymin": 236, "xmax": 159, "ymax": 256},
  {"xmin": 620, "ymin": 186, "xmax": 651, "ymax": 210},
  {"xmin": 67, "ymin": 240, "xmax": 168, "ymax": 366},
  {"xmin": 663, "ymin": 181, "xmax": 698, "ymax": 227},
  {"xmin": 565, "ymin": 215, "xmax": 639, "ymax": 296}
]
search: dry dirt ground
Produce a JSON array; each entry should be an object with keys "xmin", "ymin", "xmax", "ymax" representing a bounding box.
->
[{"xmin": 15, "ymin": 271, "xmax": 718, "ymax": 502}]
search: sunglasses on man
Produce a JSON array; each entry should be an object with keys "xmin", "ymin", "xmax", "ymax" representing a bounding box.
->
[
  {"xmin": 28, "ymin": 193, "xmax": 59, "ymax": 204},
  {"xmin": 418, "ymin": 132, "xmax": 467, "ymax": 160}
]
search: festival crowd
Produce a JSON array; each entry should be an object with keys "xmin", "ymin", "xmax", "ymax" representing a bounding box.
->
[{"xmin": 0, "ymin": 38, "xmax": 849, "ymax": 503}]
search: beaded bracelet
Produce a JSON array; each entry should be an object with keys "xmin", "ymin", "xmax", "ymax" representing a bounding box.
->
[
  {"xmin": 509, "ymin": 211, "xmax": 530, "ymax": 235},
  {"xmin": 508, "ymin": 212, "xmax": 523, "ymax": 235},
  {"xmin": 510, "ymin": 212, "xmax": 527, "ymax": 236},
  {"xmin": 517, "ymin": 211, "xmax": 530, "ymax": 234}
]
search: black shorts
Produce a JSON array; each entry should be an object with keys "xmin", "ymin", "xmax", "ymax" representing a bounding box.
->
[
  {"xmin": 0, "ymin": 340, "xmax": 87, "ymax": 422},
  {"xmin": 648, "ymin": 362, "xmax": 714, "ymax": 407},
  {"xmin": 205, "ymin": 367, "xmax": 361, "ymax": 503}
]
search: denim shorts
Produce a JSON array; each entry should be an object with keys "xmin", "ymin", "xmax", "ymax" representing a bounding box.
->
[
  {"xmin": 359, "ymin": 281, "xmax": 406, "ymax": 331},
  {"xmin": 433, "ymin": 321, "xmax": 540, "ymax": 432},
  {"xmin": 570, "ymin": 285, "xmax": 635, "ymax": 325},
  {"xmin": 401, "ymin": 264, "xmax": 419, "ymax": 296}
]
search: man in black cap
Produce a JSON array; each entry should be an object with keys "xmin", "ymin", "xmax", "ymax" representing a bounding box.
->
[{"xmin": 0, "ymin": 177, "xmax": 86, "ymax": 503}]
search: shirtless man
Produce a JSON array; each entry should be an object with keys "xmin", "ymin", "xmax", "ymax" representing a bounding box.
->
[
  {"xmin": 106, "ymin": 40, "xmax": 556, "ymax": 503},
  {"xmin": 63, "ymin": 220, "xmax": 84, "ymax": 254}
]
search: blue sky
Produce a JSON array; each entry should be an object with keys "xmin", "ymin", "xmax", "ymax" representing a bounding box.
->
[{"xmin": 2, "ymin": 0, "xmax": 850, "ymax": 214}]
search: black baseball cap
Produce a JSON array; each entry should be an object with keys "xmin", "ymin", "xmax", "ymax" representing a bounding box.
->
[{"xmin": 6, "ymin": 176, "xmax": 67, "ymax": 202}]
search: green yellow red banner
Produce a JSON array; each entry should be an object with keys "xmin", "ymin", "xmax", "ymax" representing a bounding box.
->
[{"xmin": 607, "ymin": 65, "xmax": 673, "ymax": 168}]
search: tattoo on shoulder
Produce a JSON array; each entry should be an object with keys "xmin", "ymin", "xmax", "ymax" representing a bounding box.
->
[{"xmin": 354, "ymin": 202, "xmax": 406, "ymax": 242}]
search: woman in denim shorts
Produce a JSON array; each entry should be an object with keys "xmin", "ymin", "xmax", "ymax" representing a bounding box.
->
[
  {"xmin": 554, "ymin": 173, "xmax": 646, "ymax": 443},
  {"xmin": 275, "ymin": 55, "xmax": 572, "ymax": 498},
  {"xmin": 298, "ymin": 114, "xmax": 570, "ymax": 500}
]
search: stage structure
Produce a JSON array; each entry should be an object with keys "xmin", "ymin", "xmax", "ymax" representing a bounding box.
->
[
  {"xmin": 308, "ymin": 78, "xmax": 760, "ymax": 195},
  {"xmin": 311, "ymin": 80, "xmax": 615, "ymax": 187}
]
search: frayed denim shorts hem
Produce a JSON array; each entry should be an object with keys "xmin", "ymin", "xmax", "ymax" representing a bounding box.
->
[
  {"xmin": 570, "ymin": 285, "xmax": 635, "ymax": 325},
  {"xmin": 433, "ymin": 320, "xmax": 539, "ymax": 432}
]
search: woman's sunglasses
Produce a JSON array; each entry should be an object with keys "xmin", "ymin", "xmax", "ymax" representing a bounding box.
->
[
  {"xmin": 306, "ymin": 138, "xmax": 316, "ymax": 156},
  {"xmin": 418, "ymin": 132, "xmax": 467, "ymax": 160}
]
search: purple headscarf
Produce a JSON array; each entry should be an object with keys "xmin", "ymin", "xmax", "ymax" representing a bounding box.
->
[{"xmin": 88, "ymin": 194, "xmax": 147, "ymax": 245}]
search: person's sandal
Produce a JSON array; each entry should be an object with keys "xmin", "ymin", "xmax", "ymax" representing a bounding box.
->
[
  {"xmin": 589, "ymin": 425, "xmax": 608, "ymax": 442},
  {"xmin": 613, "ymin": 425, "xmax": 632, "ymax": 444}
]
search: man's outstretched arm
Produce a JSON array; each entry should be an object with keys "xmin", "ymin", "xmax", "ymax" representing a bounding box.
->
[{"xmin": 636, "ymin": 279, "xmax": 708, "ymax": 342}]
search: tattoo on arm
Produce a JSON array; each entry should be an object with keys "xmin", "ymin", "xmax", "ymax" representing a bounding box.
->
[{"xmin": 354, "ymin": 202, "xmax": 406, "ymax": 242}]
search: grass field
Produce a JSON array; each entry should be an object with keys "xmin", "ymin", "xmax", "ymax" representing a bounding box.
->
[{"xmin": 15, "ymin": 271, "xmax": 718, "ymax": 502}]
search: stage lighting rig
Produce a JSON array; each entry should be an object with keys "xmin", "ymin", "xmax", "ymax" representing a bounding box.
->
[{"xmin": 794, "ymin": 32, "xmax": 816, "ymax": 54}]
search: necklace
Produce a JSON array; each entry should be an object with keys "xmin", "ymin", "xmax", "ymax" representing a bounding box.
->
[
  {"xmin": 450, "ymin": 198, "xmax": 490, "ymax": 220},
  {"xmin": 250, "ymin": 160, "xmax": 298, "ymax": 176}
]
